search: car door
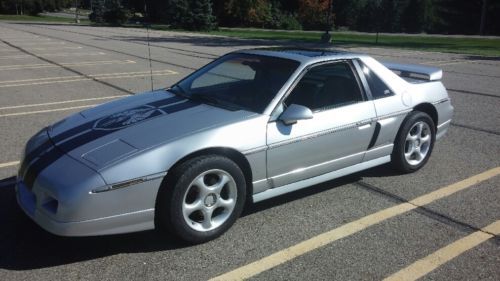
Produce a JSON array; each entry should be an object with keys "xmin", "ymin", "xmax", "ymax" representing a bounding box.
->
[{"xmin": 266, "ymin": 60, "xmax": 377, "ymax": 188}]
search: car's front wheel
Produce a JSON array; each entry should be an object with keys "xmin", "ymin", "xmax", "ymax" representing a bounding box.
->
[
  {"xmin": 156, "ymin": 155, "xmax": 246, "ymax": 243},
  {"xmin": 392, "ymin": 111, "xmax": 436, "ymax": 173}
]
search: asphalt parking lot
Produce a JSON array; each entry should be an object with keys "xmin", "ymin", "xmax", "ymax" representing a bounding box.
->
[{"xmin": 0, "ymin": 22, "xmax": 499, "ymax": 281}]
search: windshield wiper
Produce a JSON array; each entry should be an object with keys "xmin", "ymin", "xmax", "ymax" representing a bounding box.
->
[
  {"xmin": 191, "ymin": 94, "xmax": 240, "ymax": 111},
  {"xmin": 191, "ymin": 93, "xmax": 220, "ymax": 104}
]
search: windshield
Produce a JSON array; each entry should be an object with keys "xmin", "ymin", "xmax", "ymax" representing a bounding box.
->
[{"xmin": 170, "ymin": 53, "xmax": 300, "ymax": 113}]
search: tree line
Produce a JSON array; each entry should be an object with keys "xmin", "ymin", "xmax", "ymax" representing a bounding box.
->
[
  {"xmin": 1, "ymin": 0, "xmax": 499, "ymax": 35},
  {"xmin": 0, "ymin": 0, "xmax": 73, "ymax": 15}
]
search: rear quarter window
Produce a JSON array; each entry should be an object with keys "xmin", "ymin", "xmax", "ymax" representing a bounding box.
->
[{"xmin": 359, "ymin": 62, "xmax": 394, "ymax": 99}]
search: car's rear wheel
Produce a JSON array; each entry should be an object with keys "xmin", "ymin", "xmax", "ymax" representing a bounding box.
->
[
  {"xmin": 156, "ymin": 155, "xmax": 246, "ymax": 243},
  {"xmin": 392, "ymin": 111, "xmax": 436, "ymax": 173}
]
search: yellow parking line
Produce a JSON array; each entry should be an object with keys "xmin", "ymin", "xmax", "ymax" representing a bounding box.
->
[
  {"xmin": 209, "ymin": 167, "xmax": 500, "ymax": 281},
  {"xmin": 0, "ymin": 161, "xmax": 20, "ymax": 168},
  {"xmin": 384, "ymin": 220, "xmax": 500, "ymax": 281},
  {"xmin": 0, "ymin": 70, "xmax": 177, "ymax": 88},
  {"xmin": 0, "ymin": 36, "xmax": 39, "ymax": 39},
  {"xmin": 0, "ymin": 46, "xmax": 83, "ymax": 52},
  {"xmin": 6, "ymin": 39, "xmax": 51, "ymax": 42},
  {"xmin": 0, "ymin": 52, "xmax": 106, "ymax": 59},
  {"xmin": 0, "ymin": 70, "xmax": 176, "ymax": 84},
  {"xmin": 12, "ymin": 42, "xmax": 66, "ymax": 46},
  {"xmin": 0, "ymin": 95, "xmax": 126, "ymax": 110},
  {"xmin": 0, "ymin": 104, "xmax": 99, "ymax": 117},
  {"xmin": 0, "ymin": 72, "xmax": 177, "ymax": 88},
  {"xmin": 0, "ymin": 60, "xmax": 136, "ymax": 71}
]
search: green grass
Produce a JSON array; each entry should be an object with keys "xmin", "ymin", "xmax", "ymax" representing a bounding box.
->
[
  {"xmin": 206, "ymin": 28, "xmax": 500, "ymax": 57},
  {"xmin": 0, "ymin": 14, "xmax": 89, "ymax": 24},
  {"xmin": 1, "ymin": 16, "xmax": 497, "ymax": 56}
]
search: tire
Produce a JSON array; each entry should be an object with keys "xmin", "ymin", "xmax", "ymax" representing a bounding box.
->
[
  {"xmin": 391, "ymin": 111, "xmax": 436, "ymax": 173},
  {"xmin": 156, "ymin": 155, "xmax": 246, "ymax": 243}
]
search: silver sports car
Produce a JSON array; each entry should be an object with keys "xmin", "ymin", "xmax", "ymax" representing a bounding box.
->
[{"xmin": 16, "ymin": 48, "xmax": 453, "ymax": 243}]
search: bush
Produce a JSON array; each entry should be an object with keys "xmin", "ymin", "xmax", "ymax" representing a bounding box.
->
[
  {"xmin": 103, "ymin": 7, "xmax": 131, "ymax": 24},
  {"xmin": 276, "ymin": 13, "xmax": 302, "ymax": 30}
]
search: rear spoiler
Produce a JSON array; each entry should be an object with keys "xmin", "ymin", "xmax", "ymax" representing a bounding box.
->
[{"xmin": 383, "ymin": 62, "xmax": 443, "ymax": 81}]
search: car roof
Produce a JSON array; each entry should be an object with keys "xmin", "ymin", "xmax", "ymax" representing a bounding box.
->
[{"xmin": 234, "ymin": 48, "xmax": 370, "ymax": 65}]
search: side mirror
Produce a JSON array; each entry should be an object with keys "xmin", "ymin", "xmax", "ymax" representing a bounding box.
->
[{"xmin": 279, "ymin": 104, "xmax": 313, "ymax": 125}]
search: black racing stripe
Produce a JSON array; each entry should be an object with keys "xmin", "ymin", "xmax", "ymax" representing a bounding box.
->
[
  {"xmin": 56, "ymin": 100, "xmax": 198, "ymax": 153},
  {"xmin": 51, "ymin": 95, "xmax": 183, "ymax": 144},
  {"xmin": 23, "ymin": 98, "xmax": 199, "ymax": 187},
  {"xmin": 57, "ymin": 112, "xmax": 165, "ymax": 153},
  {"xmin": 19, "ymin": 138, "xmax": 53, "ymax": 177},
  {"xmin": 24, "ymin": 147, "xmax": 65, "ymax": 189}
]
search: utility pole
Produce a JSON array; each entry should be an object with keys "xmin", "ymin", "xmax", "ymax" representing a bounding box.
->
[
  {"xmin": 74, "ymin": 0, "xmax": 80, "ymax": 23},
  {"xmin": 321, "ymin": 0, "xmax": 333, "ymax": 43},
  {"xmin": 480, "ymin": 0, "xmax": 488, "ymax": 35}
]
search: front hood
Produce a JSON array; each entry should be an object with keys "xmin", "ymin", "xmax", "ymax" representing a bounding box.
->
[{"xmin": 48, "ymin": 90, "xmax": 256, "ymax": 169}]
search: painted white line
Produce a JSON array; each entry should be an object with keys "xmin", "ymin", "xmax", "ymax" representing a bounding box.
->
[
  {"xmin": 0, "ymin": 52, "xmax": 106, "ymax": 59},
  {"xmin": 209, "ymin": 167, "xmax": 500, "ymax": 281},
  {"xmin": 0, "ymin": 161, "xmax": 20, "ymax": 168},
  {"xmin": 0, "ymin": 95, "xmax": 126, "ymax": 110},
  {"xmin": 384, "ymin": 220, "xmax": 500, "ymax": 281},
  {"xmin": 0, "ymin": 60, "xmax": 136, "ymax": 71},
  {"xmin": 0, "ymin": 104, "xmax": 99, "ymax": 117}
]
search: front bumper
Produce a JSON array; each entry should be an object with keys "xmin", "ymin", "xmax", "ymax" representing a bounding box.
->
[{"xmin": 16, "ymin": 180, "xmax": 156, "ymax": 236}]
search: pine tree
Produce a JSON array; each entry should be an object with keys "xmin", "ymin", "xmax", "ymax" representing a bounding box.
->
[{"xmin": 185, "ymin": 0, "xmax": 216, "ymax": 30}]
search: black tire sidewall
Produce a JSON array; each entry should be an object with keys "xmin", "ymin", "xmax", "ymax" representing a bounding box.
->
[
  {"xmin": 392, "ymin": 111, "xmax": 436, "ymax": 173},
  {"xmin": 158, "ymin": 155, "xmax": 246, "ymax": 243}
]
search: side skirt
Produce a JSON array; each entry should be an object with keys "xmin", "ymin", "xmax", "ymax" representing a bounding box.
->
[{"xmin": 252, "ymin": 155, "xmax": 390, "ymax": 203}]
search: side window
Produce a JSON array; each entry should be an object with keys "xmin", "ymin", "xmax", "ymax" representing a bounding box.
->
[
  {"xmin": 285, "ymin": 61, "xmax": 364, "ymax": 111},
  {"xmin": 359, "ymin": 62, "xmax": 393, "ymax": 99}
]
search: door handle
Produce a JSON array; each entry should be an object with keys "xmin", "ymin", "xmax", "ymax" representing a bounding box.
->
[{"xmin": 357, "ymin": 123, "xmax": 371, "ymax": 130}]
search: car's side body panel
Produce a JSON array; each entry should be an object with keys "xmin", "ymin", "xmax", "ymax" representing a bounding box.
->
[{"xmin": 266, "ymin": 101, "xmax": 376, "ymax": 187}]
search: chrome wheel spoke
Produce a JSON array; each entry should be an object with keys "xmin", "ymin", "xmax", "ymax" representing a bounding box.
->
[
  {"xmin": 405, "ymin": 150, "xmax": 414, "ymax": 158},
  {"xmin": 414, "ymin": 147, "xmax": 423, "ymax": 161},
  {"xmin": 201, "ymin": 208, "xmax": 213, "ymax": 229},
  {"xmin": 183, "ymin": 200, "xmax": 203, "ymax": 218},
  {"xmin": 416, "ymin": 123, "xmax": 423, "ymax": 136},
  {"xmin": 217, "ymin": 198, "xmax": 235, "ymax": 210},
  {"xmin": 196, "ymin": 176, "xmax": 213, "ymax": 197},
  {"xmin": 212, "ymin": 174, "xmax": 230, "ymax": 195},
  {"xmin": 406, "ymin": 134, "xmax": 418, "ymax": 142},
  {"xmin": 420, "ymin": 134, "xmax": 431, "ymax": 144}
]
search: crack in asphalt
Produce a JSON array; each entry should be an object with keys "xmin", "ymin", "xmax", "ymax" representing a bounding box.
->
[
  {"xmin": 353, "ymin": 181, "xmax": 499, "ymax": 238},
  {"xmin": 449, "ymin": 88, "xmax": 499, "ymax": 99},
  {"xmin": 450, "ymin": 122, "xmax": 500, "ymax": 136}
]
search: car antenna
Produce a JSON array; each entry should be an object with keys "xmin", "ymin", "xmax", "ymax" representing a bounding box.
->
[{"xmin": 143, "ymin": 0, "xmax": 154, "ymax": 91}]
